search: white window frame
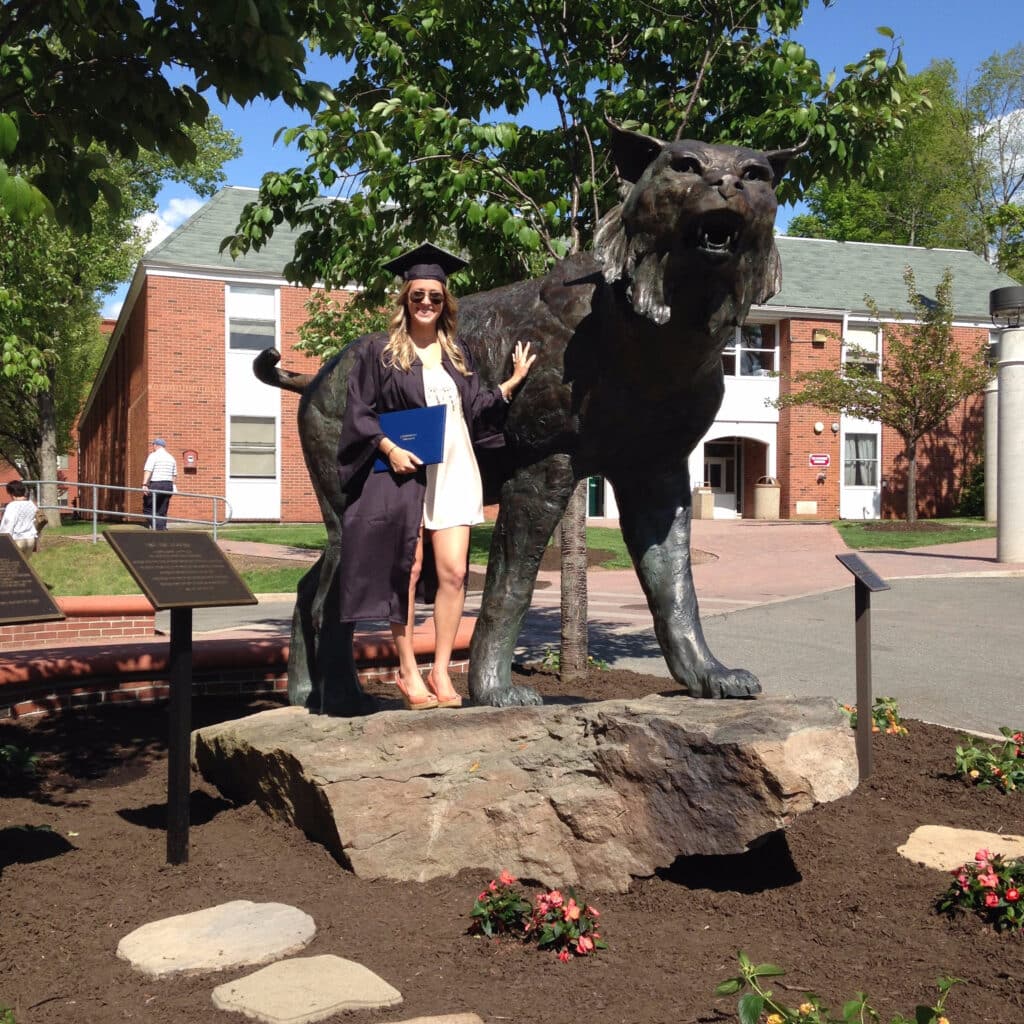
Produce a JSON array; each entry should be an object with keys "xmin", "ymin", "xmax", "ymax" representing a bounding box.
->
[{"xmin": 722, "ymin": 323, "xmax": 777, "ymax": 377}]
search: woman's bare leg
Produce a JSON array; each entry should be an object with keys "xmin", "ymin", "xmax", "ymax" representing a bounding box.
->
[
  {"xmin": 390, "ymin": 530, "xmax": 433, "ymax": 701},
  {"xmin": 427, "ymin": 525, "xmax": 469, "ymax": 701}
]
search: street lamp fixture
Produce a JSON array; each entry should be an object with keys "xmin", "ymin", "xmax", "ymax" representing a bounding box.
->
[{"xmin": 990, "ymin": 286, "xmax": 1024, "ymax": 329}]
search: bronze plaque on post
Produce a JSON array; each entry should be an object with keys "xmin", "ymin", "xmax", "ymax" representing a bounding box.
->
[
  {"xmin": 103, "ymin": 531, "xmax": 258, "ymax": 610},
  {"xmin": 0, "ymin": 535, "xmax": 65, "ymax": 625}
]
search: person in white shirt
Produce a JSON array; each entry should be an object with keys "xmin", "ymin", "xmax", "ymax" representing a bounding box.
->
[
  {"xmin": 0, "ymin": 479, "xmax": 39, "ymax": 554},
  {"xmin": 142, "ymin": 438, "xmax": 178, "ymax": 530}
]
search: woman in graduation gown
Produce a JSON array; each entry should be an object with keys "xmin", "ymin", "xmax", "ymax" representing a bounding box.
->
[{"xmin": 336, "ymin": 243, "xmax": 535, "ymax": 709}]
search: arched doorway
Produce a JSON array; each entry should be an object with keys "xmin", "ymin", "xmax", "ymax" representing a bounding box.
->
[{"xmin": 698, "ymin": 435, "xmax": 773, "ymax": 518}]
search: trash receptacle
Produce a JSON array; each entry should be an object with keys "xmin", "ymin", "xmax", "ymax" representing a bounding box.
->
[
  {"xmin": 692, "ymin": 485, "xmax": 715, "ymax": 519},
  {"xmin": 753, "ymin": 476, "xmax": 780, "ymax": 520}
]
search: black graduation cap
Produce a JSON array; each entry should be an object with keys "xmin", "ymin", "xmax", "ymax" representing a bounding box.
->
[{"xmin": 383, "ymin": 242, "xmax": 468, "ymax": 283}]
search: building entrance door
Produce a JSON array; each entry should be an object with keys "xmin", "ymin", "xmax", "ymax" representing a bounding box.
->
[{"xmin": 703, "ymin": 451, "xmax": 738, "ymax": 516}]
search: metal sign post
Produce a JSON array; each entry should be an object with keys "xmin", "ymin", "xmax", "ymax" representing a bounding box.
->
[
  {"xmin": 104, "ymin": 531, "xmax": 257, "ymax": 864},
  {"xmin": 836, "ymin": 553, "xmax": 890, "ymax": 781}
]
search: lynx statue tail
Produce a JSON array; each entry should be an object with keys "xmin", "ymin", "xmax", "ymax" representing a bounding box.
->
[{"xmin": 253, "ymin": 347, "xmax": 315, "ymax": 395}]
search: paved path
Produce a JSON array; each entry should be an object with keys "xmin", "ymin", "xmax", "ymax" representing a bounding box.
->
[{"xmin": 203, "ymin": 522, "xmax": 1024, "ymax": 734}]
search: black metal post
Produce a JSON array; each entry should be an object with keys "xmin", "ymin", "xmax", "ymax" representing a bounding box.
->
[
  {"xmin": 854, "ymin": 579, "xmax": 873, "ymax": 781},
  {"xmin": 167, "ymin": 606, "xmax": 193, "ymax": 864}
]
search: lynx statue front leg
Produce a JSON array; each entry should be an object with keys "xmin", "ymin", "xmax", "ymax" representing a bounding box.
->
[
  {"xmin": 470, "ymin": 454, "xmax": 577, "ymax": 706},
  {"xmin": 611, "ymin": 467, "xmax": 761, "ymax": 698}
]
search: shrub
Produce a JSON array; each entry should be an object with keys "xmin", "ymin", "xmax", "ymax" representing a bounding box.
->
[
  {"xmin": 937, "ymin": 848, "xmax": 1024, "ymax": 932},
  {"xmin": 715, "ymin": 953, "xmax": 959, "ymax": 1023},
  {"xmin": 0, "ymin": 743, "xmax": 38, "ymax": 786},
  {"xmin": 955, "ymin": 728, "xmax": 1024, "ymax": 792},
  {"xmin": 839, "ymin": 696, "xmax": 908, "ymax": 736},
  {"xmin": 469, "ymin": 871, "xmax": 606, "ymax": 960}
]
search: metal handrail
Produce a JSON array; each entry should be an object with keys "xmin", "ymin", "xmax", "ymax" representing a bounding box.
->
[{"xmin": 21, "ymin": 479, "xmax": 233, "ymax": 543}]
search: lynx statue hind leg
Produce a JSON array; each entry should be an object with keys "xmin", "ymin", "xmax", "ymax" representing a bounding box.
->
[
  {"xmin": 470, "ymin": 454, "xmax": 577, "ymax": 706},
  {"xmin": 611, "ymin": 468, "xmax": 761, "ymax": 698}
]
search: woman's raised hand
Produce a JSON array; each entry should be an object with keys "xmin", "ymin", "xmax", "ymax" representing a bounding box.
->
[{"xmin": 511, "ymin": 340, "xmax": 536, "ymax": 385}]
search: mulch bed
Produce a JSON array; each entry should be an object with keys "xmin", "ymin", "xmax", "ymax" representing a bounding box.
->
[{"xmin": 1, "ymin": 667, "xmax": 1022, "ymax": 1024}]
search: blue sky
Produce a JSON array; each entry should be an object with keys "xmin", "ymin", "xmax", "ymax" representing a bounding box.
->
[{"xmin": 105, "ymin": 0, "xmax": 1022, "ymax": 317}]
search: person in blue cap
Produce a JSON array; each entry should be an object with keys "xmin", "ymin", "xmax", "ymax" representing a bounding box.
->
[
  {"xmin": 142, "ymin": 437, "xmax": 178, "ymax": 530},
  {"xmin": 336, "ymin": 243, "xmax": 535, "ymax": 709}
]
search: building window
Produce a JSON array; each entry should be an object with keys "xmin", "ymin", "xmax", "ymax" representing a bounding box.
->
[
  {"xmin": 722, "ymin": 324, "xmax": 776, "ymax": 376},
  {"xmin": 843, "ymin": 326, "xmax": 880, "ymax": 379},
  {"xmin": 844, "ymin": 433, "xmax": 878, "ymax": 486},
  {"xmin": 230, "ymin": 416, "xmax": 276, "ymax": 478},
  {"xmin": 227, "ymin": 285, "xmax": 277, "ymax": 351}
]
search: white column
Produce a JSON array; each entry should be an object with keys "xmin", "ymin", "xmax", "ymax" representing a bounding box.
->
[
  {"xmin": 997, "ymin": 326, "xmax": 1024, "ymax": 561},
  {"xmin": 985, "ymin": 376, "xmax": 998, "ymax": 523}
]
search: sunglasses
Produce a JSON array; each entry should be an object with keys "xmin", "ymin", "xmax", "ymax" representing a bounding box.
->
[{"xmin": 409, "ymin": 289, "xmax": 444, "ymax": 306}]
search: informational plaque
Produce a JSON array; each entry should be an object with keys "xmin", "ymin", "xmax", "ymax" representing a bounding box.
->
[
  {"xmin": 0, "ymin": 535, "xmax": 65, "ymax": 626},
  {"xmin": 103, "ymin": 530, "xmax": 257, "ymax": 609}
]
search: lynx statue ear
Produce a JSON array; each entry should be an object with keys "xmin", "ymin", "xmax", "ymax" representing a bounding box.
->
[
  {"xmin": 762, "ymin": 140, "xmax": 808, "ymax": 185},
  {"xmin": 605, "ymin": 118, "xmax": 666, "ymax": 184}
]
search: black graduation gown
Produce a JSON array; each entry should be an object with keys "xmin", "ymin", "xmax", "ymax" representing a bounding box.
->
[{"xmin": 336, "ymin": 333, "xmax": 508, "ymax": 624}]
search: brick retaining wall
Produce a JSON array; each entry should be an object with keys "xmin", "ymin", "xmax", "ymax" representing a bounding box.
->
[{"xmin": 0, "ymin": 596, "xmax": 156, "ymax": 650}]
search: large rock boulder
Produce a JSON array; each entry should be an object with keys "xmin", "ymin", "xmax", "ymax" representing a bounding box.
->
[{"xmin": 193, "ymin": 695, "xmax": 857, "ymax": 893}]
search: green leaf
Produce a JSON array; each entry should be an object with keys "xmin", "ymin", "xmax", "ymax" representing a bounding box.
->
[
  {"xmin": 752, "ymin": 963, "xmax": 786, "ymax": 978},
  {"xmin": 737, "ymin": 993, "xmax": 765, "ymax": 1024},
  {"xmin": 714, "ymin": 978, "xmax": 742, "ymax": 996},
  {"xmin": 0, "ymin": 114, "xmax": 18, "ymax": 158}
]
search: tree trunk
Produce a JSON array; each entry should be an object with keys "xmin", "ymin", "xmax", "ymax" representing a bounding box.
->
[
  {"xmin": 37, "ymin": 384, "xmax": 60, "ymax": 512},
  {"xmin": 559, "ymin": 479, "xmax": 589, "ymax": 683},
  {"xmin": 905, "ymin": 439, "xmax": 918, "ymax": 525}
]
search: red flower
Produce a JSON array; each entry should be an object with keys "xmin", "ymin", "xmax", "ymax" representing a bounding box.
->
[
  {"xmin": 498, "ymin": 869, "xmax": 517, "ymax": 886},
  {"xmin": 984, "ymin": 891, "xmax": 1000, "ymax": 908},
  {"xmin": 558, "ymin": 949, "xmax": 571, "ymax": 963},
  {"xmin": 1006, "ymin": 888, "xmax": 1021, "ymax": 902},
  {"xmin": 576, "ymin": 934, "xmax": 595, "ymax": 955},
  {"xmin": 547, "ymin": 890, "xmax": 564, "ymax": 908}
]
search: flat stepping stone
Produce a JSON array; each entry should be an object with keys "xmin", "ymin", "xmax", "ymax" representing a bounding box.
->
[
  {"xmin": 211, "ymin": 955, "xmax": 402, "ymax": 1023},
  {"xmin": 382, "ymin": 1017, "xmax": 483, "ymax": 1024},
  {"xmin": 117, "ymin": 901, "xmax": 315, "ymax": 978},
  {"xmin": 899, "ymin": 826, "xmax": 1024, "ymax": 871}
]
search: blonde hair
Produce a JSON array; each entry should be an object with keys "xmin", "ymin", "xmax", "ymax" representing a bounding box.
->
[{"xmin": 382, "ymin": 281, "xmax": 471, "ymax": 376}]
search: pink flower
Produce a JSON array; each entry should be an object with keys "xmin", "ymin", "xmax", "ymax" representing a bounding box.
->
[
  {"xmin": 576, "ymin": 934, "xmax": 594, "ymax": 955},
  {"xmin": 488, "ymin": 880, "xmax": 498, "ymax": 892},
  {"xmin": 478, "ymin": 891, "xmax": 489, "ymax": 901},
  {"xmin": 558, "ymin": 949, "xmax": 571, "ymax": 963},
  {"xmin": 586, "ymin": 905, "xmax": 601, "ymax": 918},
  {"xmin": 975, "ymin": 849, "xmax": 992, "ymax": 864},
  {"xmin": 984, "ymin": 891, "xmax": 1000, "ymax": 908},
  {"xmin": 956, "ymin": 873, "xmax": 970, "ymax": 890},
  {"xmin": 546, "ymin": 890, "xmax": 564, "ymax": 908},
  {"xmin": 563, "ymin": 898, "xmax": 581, "ymax": 922},
  {"xmin": 1006, "ymin": 888, "xmax": 1020, "ymax": 902},
  {"xmin": 978, "ymin": 871, "xmax": 1000, "ymax": 889},
  {"xmin": 498, "ymin": 869, "xmax": 517, "ymax": 886}
]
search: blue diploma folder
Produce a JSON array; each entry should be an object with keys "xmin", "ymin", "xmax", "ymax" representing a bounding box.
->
[{"xmin": 373, "ymin": 405, "xmax": 447, "ymax": 472}]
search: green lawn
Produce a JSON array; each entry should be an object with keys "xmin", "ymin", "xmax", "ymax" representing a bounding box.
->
[
  {"xmin": 834, "ymin": 517, "xmax": 996, "ymax": 550},
  {"xmin": 29, "ymin": 517, "xmax": 993, "ymax": 596}
]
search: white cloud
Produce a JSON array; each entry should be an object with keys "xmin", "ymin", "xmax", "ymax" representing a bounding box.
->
[
  {"xmin": 102, "ymin": 294, "xmax": 125, "ymax": 320},
  {"xmin": 136, "ymin": 196, "xmax": 205, "ymax": 251}
]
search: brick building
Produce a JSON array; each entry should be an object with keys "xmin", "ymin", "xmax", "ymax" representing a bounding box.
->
[{"xmin": 77, "ymin": 187, "xmax": 1017, "ymax": 523}]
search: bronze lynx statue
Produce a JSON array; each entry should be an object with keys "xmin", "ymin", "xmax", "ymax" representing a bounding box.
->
[{"xmin": 255, "ymin": 122, "xmax": 794, "ymax": 712}]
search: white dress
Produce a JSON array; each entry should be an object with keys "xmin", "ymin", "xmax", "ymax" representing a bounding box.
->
[{"xmin": 420, "ymin": 363, "xmax": 484, "ymax": 530}]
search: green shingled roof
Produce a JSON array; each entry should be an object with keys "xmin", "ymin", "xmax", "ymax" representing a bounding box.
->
[
  {"xmin": 146, "ymin": 186, "xmax": 1017, "ymax": 319},
  {"xmin": 144, "ymin": 186, "xmax": 309, "ymax": 277},
  {"xmin": 770, "ymin": 235, "xmax": 1017, "ymax": 321}
]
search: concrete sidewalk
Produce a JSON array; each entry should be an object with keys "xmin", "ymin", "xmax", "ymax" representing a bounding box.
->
[{"xmin": 197, "ymin": 522, "xmax": 1024, "ymax": 734}]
